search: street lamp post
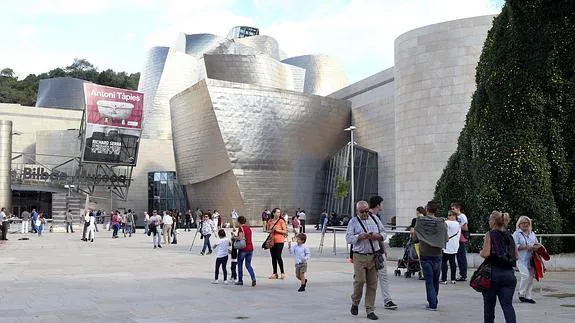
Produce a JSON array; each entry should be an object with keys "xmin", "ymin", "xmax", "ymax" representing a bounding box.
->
[{"xmin": 344, "ymin": 125, "xmax": 356, "ymax": 219}]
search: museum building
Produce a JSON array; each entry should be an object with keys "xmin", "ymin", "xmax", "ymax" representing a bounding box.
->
[{"xmin": 0, "ymin": 15, "xmax": 496, "ymax": 227}]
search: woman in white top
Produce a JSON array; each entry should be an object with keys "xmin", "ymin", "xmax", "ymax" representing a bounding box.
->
[
  {"xmin": 441, "ymin": 211, "xmax": 461, "ymax": 283},
  {"xmin": 86, "ymin": 212, "xmax": 96, "ymax": 242},
  {"xmin": 513, "ymin": 216, "xmax": 540, "ymax": 304}
]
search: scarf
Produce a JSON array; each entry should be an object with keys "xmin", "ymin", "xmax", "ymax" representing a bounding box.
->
[{"xmin": 414, "ymin": 215, "xmax": 448, "ymax": 248}]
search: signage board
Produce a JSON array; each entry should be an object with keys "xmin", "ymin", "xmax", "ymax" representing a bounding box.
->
[{"xmin": 82, "ymin": 84, "xmax": 144, "ymax": 166}]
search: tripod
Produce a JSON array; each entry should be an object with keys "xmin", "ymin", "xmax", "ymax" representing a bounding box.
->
[{"xmin": 189, "ymin": 225, "xmax": 201, "ymax": 252}]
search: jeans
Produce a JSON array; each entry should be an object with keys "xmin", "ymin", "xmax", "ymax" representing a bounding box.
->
[
  {"xmin": 65, "ymin": 221, "xmax": 74, "ymax": 233},
  {"xmin": 378, "ymin": 259, "xmax": 393, "ymax": 303},
  {"xmin": 231, "ymin": 260, "xmax": 237, "ymax": 280},
  {"xmin": 201, "ymin": 234, "xmax": 212, "ymax": 253},
  {"xmin": 420, "ymin": 255, "xmax": 442, "ymax": 309},
  {"xmin": 457, "ymin": 241, "xmax": 468, "ymax": 278},
  {"xmin": 37, "ymin": 224, "xmax": 44, "ymax": 236},
  {"xmin": 300, "ymin": 220, "xmax": 306, "ymax": 233},
  {"xmin": 270, "ymin": 242, "xmax": 285, "ymax": 274},
  {"xmin": 441, "ymin": 252, "xmax": 457, "ymax": 281},
  {"xmin": 238, "ymin": 251, "xmax": 256, "ymax": 283},
  {"xmin": 126, "ymin": 224, "xmax": 133, "ymax": 237},
  {"xmin": 482, "ymin": 266, "xmax": 517, "ymax": 323},
  {"xmin": 215, "ymin": 255, "xmax": 228, "ymax": 281},
  {"xmin": 153, "ymin": 228, "xmax": 161, "ymax": 247},
  {"xmin": 144, "ymin": 221, "xmax": 148, "ymax": 234},
  {"xmin": 112, "ymin": 224, "xmax": 119, "ymax": 238}
]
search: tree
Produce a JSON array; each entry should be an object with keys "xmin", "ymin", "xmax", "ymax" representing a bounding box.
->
[
  {"xmin": 434, "ymin": 0, "xmax": 575, "ymax": 253},
  {"xmin": 0, "ymin": 59, "xmax": 140, "ymax": 106}
]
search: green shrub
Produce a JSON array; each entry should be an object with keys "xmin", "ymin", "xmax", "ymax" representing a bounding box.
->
[{"xmin": 389, "ymin": 232, "xmax": 411, "ymax": 248}]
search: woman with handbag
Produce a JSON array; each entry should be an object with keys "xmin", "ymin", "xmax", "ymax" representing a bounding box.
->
[
  {"xmin": 513, "ymin": 216, "xmax": 541, "ymax": 304},
  {"xmin": 267, "ymin": 208, "xmax": 288, "ymax": 279},
  {"xmin": 235, "ymin": 216, "xmax": 256, "ymax": 287},
  {"xmin": 479, "ymin": 211, "xmax": 518, "ymax": 323}
]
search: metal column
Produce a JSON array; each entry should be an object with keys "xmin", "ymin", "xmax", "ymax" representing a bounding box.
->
[{"xmin": 0, "ymin": 120, "xmax": 13, "ymax": 211}]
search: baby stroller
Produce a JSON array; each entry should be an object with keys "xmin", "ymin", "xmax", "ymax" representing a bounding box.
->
[{"xmin": 394, "ymin": 238, "xmax": 421, "ymax": 278}]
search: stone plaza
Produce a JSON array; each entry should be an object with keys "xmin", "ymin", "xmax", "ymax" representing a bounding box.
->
[{"xmin": 1, "ymin": 228, "xmax": 574, "ymax": 322}]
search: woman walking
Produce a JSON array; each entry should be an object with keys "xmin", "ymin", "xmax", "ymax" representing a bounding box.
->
[
  {"xmin": 513, "ymin": 216, "xmax": 540, "ymax": 304},
  {"xmin": 235, "ymin": 216, "xmax": 256, "ymax": 287},
  {"xmin": 267, "ymin": 208, "xmax": 288, "ymax": 279},
  {"xmin": 480, "ymin": 211, "xmax": 518, "ymax": 323}
]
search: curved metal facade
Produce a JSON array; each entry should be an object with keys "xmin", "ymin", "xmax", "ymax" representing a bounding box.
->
[
  {"xmin": 175, "ymin": 33, "xmax": 223, "ymax": 58},
  {"xmin": 36, "ymin": 77, "xmax": 88, "ymax": 110},
  {"xmin": 171, "ymin": 79, "xmax": 350, "ymax": 225},
  {"xmin": 282, "ymin": 55, "xmax": 348, "ymax": 96},
  {"xmin": 237, "ymin": 35, "xmax": 281, "ymax": 60}
]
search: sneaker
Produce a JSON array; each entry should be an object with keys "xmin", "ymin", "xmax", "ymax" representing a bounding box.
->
[
  {"xmin": 211, "ymin": 280, "xmax": 219, "ymax": 284},
  {"xmin": 200, "ymin": 251, "xmax": 205, "ymax": 255},
  {"xmin": 440, "ymin": 280, "xmax": 448, "ymax": 284},
  {"xmin": 384, "ymin": 301, "xmax": 398, "ymax": 310},
  {"xmin": 234, "ymin": 281, "xmax": 243, "ymax": 286},
  {"xmin": 158, "ymin": 245, "xmax": 162, "ymax": 248},
  {"xmin": 450, "ymin": 280, "xmax": 457, "ymax": 284},
  {"xmin": 455, "ymin": 277, "xmax": 467, "ymax": 282},
  {"xmin": 425, "ymin": 305, "xmax": 438, "ymax": 311},
  {"xmin": 154, "ymin": 246, "xmax": 157, "ymax": 249},
  {"xmin": 207, "ymin": 251, "xmax": 212, "ymax": 255},
  {"xmin": 524, "ymin": 298, "xmax": 536, "ymax": 304},
  {"xmin": 298, "ymin": 285, "xmax": 305, "ymax": 292},
  {"xmin": 367, "ymin": 312, "xmax": 379, "ymax": 320},
  {"xmin": 519, "ymin": 296, "xmax": 527, "ymax": 303},
  {"xmin": 251, "ymin": 281, "xmax": 256, "ymax": 287},
  {"xmin": 350, "ymin": 304, "xmax": 359, "ymax": 316},
  {"xmin": 223, "ymin": 280, "xmax": 229, "ymax": 285}
]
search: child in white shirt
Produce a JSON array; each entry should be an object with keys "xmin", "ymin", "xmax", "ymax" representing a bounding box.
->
[
  {"xmin": 212, "ymin": 229, "xmax": 230, "ymax": 284},
  {"xmin": 290, "ymin": 233, "xmax": 311, "ymax": 292}
]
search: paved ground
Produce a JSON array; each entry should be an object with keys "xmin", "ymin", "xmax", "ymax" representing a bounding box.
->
[{"xmin": 1, "ymin": 228, "xmax": 574, "ymax": 322}]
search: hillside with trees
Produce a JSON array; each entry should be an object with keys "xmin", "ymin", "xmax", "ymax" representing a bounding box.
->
[
  {"xmin": 434, "ymin": 0, "xmax": 575, "ymax": 253},
  {"xmin": 0, "ymin": 59, "xmax": 140, "ymax": 106}
]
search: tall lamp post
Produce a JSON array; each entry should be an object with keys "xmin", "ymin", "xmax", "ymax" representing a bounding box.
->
[{"xmin": 344, "ymin": 125, "xmax": 356, "ymax": 219}]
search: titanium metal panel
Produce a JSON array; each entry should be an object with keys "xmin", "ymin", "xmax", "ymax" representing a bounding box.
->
[
  {"xmin": 175, "ymin": 33, "xmax": 224, "ymax": 58},
  {"xmin": 237, "ymin": 35, "xmax": 281, "ymax": 60},
  {"xmin": 170, "ymin": 79, "xmax": 351, "ymax": 224},
  {"xmin": 203, "ymin": 54, "xmax": 305, "ymax": 92},
  {"xmin": 282, "ymin": 55, "xmax": 348, "ymax": 96},
  {"xmin": 36, "ymin": 77, "xmax": 88, "ymax": 110},
  {"xmin": 138, "ymin": 47, "xmax": 202, "ymax": 140}
]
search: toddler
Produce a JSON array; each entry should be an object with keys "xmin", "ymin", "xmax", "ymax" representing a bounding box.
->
[
  {"xmin": 212, "ymin": 229, "xmax": 229, "ymax": 284},
  {"xmin": 291, "ymin": 233, "xmax": 311, "ymax": 292}
]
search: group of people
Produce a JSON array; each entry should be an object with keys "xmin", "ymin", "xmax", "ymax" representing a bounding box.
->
[
  {"xmin": 405, "ymin": 200, "xmax": 545, "ymax": 323},
  {"xmin": 0, "ymin": 208, "xmax": 46, "ymax": 238}
]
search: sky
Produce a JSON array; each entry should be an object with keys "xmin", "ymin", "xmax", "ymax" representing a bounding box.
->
[{"xmin": 0, "ymin": 0, "xmax": 503, "ymax": 84}]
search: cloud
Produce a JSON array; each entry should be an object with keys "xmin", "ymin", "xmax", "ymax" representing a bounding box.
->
[{"xmin": 260, "ymin": 0, "xmax": 502, "ymax": 82}]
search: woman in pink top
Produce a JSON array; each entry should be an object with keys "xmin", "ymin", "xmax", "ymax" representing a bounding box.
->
[{"xmin": 235, "ymin": 216, "xmax": 256, "ymax": 287}]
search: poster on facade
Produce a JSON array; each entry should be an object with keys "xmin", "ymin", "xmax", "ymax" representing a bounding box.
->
[{"xmin": 82, "ymin": 84, "xmax": 144, "ymax": 166}]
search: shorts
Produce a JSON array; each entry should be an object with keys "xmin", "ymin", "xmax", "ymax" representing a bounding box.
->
[{"xmin": 295, "ymin": 263, "xmax": 308, "ymax": 276}]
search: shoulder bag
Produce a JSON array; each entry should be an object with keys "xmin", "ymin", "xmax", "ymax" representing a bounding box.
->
[
  {"xmin": 356, "ymin": 215, "xmax": 385, "ymax": 270},
  {"xmin": 234, "ymin": 225, "xmax": 247, "ymax": 249},
  {"xmin": 262, "ymin": 218, "xmax": 282, "ymax": 250},
  {"xmin": 470, "ymin": 232, "xmax": 493, "ymax": 292}
]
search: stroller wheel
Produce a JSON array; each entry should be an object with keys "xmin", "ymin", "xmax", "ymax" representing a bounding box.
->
[{"xmin": 394, "ymin": 270, "xmax": 401, "ymax": 277}]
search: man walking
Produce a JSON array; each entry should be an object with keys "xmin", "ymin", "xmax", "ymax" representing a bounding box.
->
[
  {"xmin": 21, "ymin": 209, "xmax": 31, "ymax": 234},
  {"xmin": 0, "ymin": 207, "xmax": 8, "ymax": 240},
  {"xmin": 185, "ymin": 210, "xmax": 192, "ymax": 231},
  {"xmin": 368, "ymin": 196, "xmax": 398, "ymax": 310},
  {"xmin": 346, "ymin": 201, "xmax": 384, "ymax": 320},
  {"xmin": 411, "ymin": 200, "xmax": 448, "ymax": 311},
  {"xmin": 298, "ymin": 209, "xmax": 306, "ymax": 233},
  {"xmin": 451, "ymin": 202, "xmax": 469, "ymax": 281},
  {"xmin": 65, "ymin": 209, "xmax": 74, "ymax": 233},
  {"xmin": 31, "ymin": 208, "xmax": 38, "ymax": 233}
]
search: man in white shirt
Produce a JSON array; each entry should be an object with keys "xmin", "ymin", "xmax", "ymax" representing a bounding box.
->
[
  {"xmin": 231, "ymin": 209, "xmax": 239, "ymax": 229},
  {"xmin": 162, "ymin": 212, "xmax": 173, "ymax": 245},
  {"xmin": 0, "ymin": 207, "xmax": 7, "ymax": 240},
  {"xmin": 297, "ymin": 209, "xmax": 306, "ymax": 233},
  {"xmin": 451, "ymin": 202, "xmax": 468, "ymax": 281}
]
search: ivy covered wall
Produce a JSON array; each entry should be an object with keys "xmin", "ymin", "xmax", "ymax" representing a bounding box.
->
[{"xmin": 434, "ymin": 0, "xmax": 575, "ymax": 253}]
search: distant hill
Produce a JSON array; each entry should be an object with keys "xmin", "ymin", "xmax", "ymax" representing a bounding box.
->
[{"xmin": 0, "ymin": 58, "xmax": 140, "ymax": 106}]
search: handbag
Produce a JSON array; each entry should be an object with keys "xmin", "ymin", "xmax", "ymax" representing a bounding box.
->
[
  {"xmin": 356, "ymin": 214, "xmax": 385, "ymax": 270},
  {"xmin": 470, "ymin": 260, "xmax": 492, "ymax": 292},
  {"xmin": 234, "ymin": 236, "xmax": 246, "ymax": 249},
  {"xmin": 262, "ymin": 219, "xmax": 282, "ymax": 250}
]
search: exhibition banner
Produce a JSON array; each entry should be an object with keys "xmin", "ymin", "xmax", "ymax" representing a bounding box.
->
[{"xmin": 82, "ymin": 84, "xmax": 144, "ymax": 166}]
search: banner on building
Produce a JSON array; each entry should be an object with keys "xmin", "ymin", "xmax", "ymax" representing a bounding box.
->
[{"xmin": 82, "ymin": 84, "xmax": 144, "ymax": 166}]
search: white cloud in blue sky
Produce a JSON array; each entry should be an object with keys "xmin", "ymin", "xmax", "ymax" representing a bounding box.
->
[{"xmin": 0, "ymin": 0, "xmax": 502, "ymax": 83}]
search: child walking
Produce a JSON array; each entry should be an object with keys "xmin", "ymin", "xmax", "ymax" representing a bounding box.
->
[
  {"xmin": 291, "ymin": 233, "xmax": 311, "ymax": 292},
  {"xmin": 212, "ymin": 229, "xmax": 229, "ymax": 284}
]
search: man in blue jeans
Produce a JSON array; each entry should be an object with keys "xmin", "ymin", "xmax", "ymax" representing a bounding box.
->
[{"xmin": 411, "ymin": 201, "xmax": 448, "ymax": 311}]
